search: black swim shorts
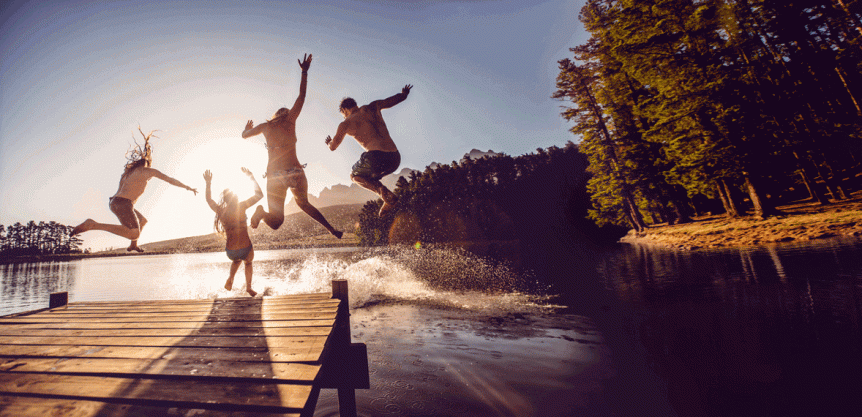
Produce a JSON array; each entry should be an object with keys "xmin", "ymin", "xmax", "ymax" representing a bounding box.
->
[
  {"xmin": 351, "ymin": 150, "xmax": 401, "ymax": 181},
  {"xmin": 109, "ymin": 197, "xmax": 146, "ymax": 230}
]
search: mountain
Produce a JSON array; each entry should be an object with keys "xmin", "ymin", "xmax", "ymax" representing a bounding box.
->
[
  {"xmin": 105, "ymin": 204, "xmax": 365, "ymax": 254},
  {"xmin": 285, "ymin": 167, "xmax": 418, "ymax": 213},
  {"xmin": 286, "ymin": 150, "xmax": 499, "ymax": 213}
]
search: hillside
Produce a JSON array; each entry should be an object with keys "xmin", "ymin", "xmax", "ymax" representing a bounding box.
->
[{"xmin": 100, "ymin": 203, "xmax": 364, "ymax": 255}]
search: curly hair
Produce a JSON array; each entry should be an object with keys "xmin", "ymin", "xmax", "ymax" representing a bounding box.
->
[
  {"xmin": 122, "ymin": 127, "xmax": 155, "ymax": 178},
  {"xmin": 339, "ymin": 97, "xmax": 357, "ymax": 112}
]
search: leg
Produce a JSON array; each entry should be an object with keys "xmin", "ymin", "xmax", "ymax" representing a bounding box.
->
[
  {"xmin": 292, "ymin": 175, "xmax": 343, "ymax": 238},
  {"xmin": 127, "ymin": 210, "xmax": 148, "ymax": 252},
  {"xmin": 252, "ymin": 178, "xmax": 287, "ymax": 230},
  {"xmin": 226, "ymin": 259, "xmax": 242, "ymax": 290},
  {"xmin": 244, "ymin": 248, "xmax": 256, "ymax": 297},
  {"xmin": 71, "ymin": 219, "xmax": 141, "ymax": 240},
  {"xmin": 351, "ymin": 174, "xmax": 398, "ymax": 216}
]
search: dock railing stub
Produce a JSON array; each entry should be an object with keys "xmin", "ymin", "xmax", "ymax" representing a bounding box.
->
[{"xmin": 318, "ymin": 279, "xmax": 370, "ymax": 417}]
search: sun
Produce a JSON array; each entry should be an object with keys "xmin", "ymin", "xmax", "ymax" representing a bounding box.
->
[{"xmin": 137, "ymin": 135, "xmax": 269, "ymax": 244}]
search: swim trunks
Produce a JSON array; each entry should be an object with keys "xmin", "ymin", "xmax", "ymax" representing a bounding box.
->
[
  {"xmin": 109, "ymin": 196, "xmax": 146, "ymax": 230},
  {"xmin": 351, "ymin": 150, "xmax": 401, "ymax": 181},
  {"xmin": 264, "ymin": 166, "xmax": 306, "ymax": 189},
  {"xmin": 226, "ymin": 245, "xmax": 252, "ymax": 261}
]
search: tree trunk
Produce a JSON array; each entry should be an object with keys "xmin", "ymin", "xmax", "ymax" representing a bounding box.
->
[
  {"xmin": 716, "ymin": 180, "xmax": 738, "ymax": 218},
  {"xmin": 744, "ymin": 174, "xmax": 780, "ymax": 219}
]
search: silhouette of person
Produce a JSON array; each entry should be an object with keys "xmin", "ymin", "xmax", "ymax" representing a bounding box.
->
[
  {"xmin": 71, "ymin": 129, "xmax": 198, "ymax": 252},
  {"xmin": 204, "ymin": 168, "xmax": 263, "ymax": 297},
  {"xmin": 242, "ymin": 53, "xmax": 342, "ymax": 238},
  {"xmin": 325, "ymin": 84, "xmax": 412, "ymax": 216}
]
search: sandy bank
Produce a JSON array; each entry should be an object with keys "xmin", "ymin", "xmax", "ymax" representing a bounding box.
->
[{"xmin": 620, "ymin": 196, "xmax": 862, "ymax": 250}]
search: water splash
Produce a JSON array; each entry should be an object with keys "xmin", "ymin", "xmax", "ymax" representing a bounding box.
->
[{"xmin": 250, "ymin": 246, "xmax": 557, "ymax": 313}]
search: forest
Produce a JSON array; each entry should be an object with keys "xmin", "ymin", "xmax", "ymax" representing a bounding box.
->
[
  {"xmin": 355, "ymin": 142, "xmax": 624, "ymax": 250},
  {"xmin": 0, "ymin": 222, "xmax": 83, "ymax": 257},
  {"xmin": 554, "ymin": 0, "xmax": 862, "ymax": 231}
]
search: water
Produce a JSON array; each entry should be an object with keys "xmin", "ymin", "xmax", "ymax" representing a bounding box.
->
[{"xmin": 2, "ymin": 238, "xmax": 862, "ymax": 416}]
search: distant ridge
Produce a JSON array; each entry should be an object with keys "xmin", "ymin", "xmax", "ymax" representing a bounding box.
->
[{"xmin": 291, "ymin": 150, "xmax": 500, "ymax": 212}]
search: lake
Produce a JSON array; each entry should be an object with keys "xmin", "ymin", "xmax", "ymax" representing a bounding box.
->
[{"xmin": 2, "ymin": 238, "xmax": 862, "ymax": 416}]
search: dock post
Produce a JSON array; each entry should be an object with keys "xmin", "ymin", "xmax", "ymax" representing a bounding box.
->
[
  {"xmin": 49, "ymin": 292, "xmax": 68, "ymax": 309},
  {"xmin": 331, "ymin": 279, "xmax": 357, "ymax": 417}
]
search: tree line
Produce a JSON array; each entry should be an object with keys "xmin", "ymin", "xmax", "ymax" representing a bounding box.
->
[
  {"xmin": 554, "ymin": 0, "xmax": 862, "ymax": 231},
  {"xmin": 0, "ymin": 222, "xmax": 83, "ymax": 257},
  {"xmin": 356, "ymin": 143, "xmax": 623, "ymax": 247}
]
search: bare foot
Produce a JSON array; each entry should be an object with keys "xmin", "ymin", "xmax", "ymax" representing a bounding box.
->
[
  {"xmin": 224, "ymin": 278, "xmax": 234, "ymax": 291},
  {"xmin": 250, "ymin": 205, "xmax": 265, "ymax": 229},
  {"xmin": 126, "ymin": 242, "xmax": 144, "ymax": 252},
  {"xmin": 70, "ymin": 219, "xmax": 95, "ymax": 236},
  {"xmin": 247, "ymin": 288, "xmax": 257, "ymax": 297},
  {"xmin": 331, "ymin": 230, "xmax": 343, "ymax": 239}
]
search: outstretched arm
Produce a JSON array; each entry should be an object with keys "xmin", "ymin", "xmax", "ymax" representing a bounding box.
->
[
  {"xmin": 240, "ymin": 167, "xmax": 264, "ymax": 209},
  {"xmin": 203, "ymin": 170, "xmax": 219, "ymax": 212},
  {"xmin": 242, "ymin": 120, "xmax": 266, "ymax": 138},
  {"xmin": 370, "ymin": 84, "xmax": 412, "ymax": 110},
  {"xmin": 325, "ymin": 121, "xmax": 349, "ymax": 151},
  {"xmin": 148, "ymin": 167, "xmax": 198, "ymax": 195},
  {"xmin": 289, "ymin": 53, "xmax": 312, "ymax": 122}
]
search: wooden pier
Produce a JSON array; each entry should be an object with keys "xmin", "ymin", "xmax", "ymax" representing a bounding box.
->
[{"xmin": 0, "ymin": 280, "xmax": 368, "ymax": 416}]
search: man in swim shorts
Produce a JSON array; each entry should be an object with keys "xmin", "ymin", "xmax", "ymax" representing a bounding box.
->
[{"xmin": 325, "ymin": 84, "xmax": 412, "ymax": 216}]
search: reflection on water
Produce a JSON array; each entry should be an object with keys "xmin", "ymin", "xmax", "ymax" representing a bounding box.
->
[
  {"xmin": 4, "ymin": 238, "xmax": 862, "ymax": 416},
  {"xmin": 601, "ymin": 237, "xmax": 862, "ymax": 417}
]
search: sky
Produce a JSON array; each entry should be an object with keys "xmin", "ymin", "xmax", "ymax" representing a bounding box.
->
[{"xmin": 0, "ymin": 0, "xmax": 588, "ymax": 251}]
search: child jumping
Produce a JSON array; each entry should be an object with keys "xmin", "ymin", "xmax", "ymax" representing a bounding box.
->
[{"xmin": 204, "ymin": 167, "xmax": 263, "ymax": 296}]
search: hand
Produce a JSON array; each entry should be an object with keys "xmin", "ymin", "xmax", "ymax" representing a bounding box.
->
[
  {"xmin": 189, "ymin": 187, "xmax": 198, "ymax": 196},
  {"xmin": 402, "ymin": 84, "xmax": 413, "ymax": 95},
  {"xmin": 203, "ymin": 170, "xmax": 212, "ymax": 183},
  {"xmin": 245, "ymin": 120, "xmax": 253, "ymax": 132},
  {"xmin": 325, "ymin": 135, "xmax": 332, "ymax": 146},
  {"xmin": 241, "ymin": 167, "xmax": 253, "ymax": 177},
  {"xmin": 298, "ymin": 53, "xmax": 312, "ymax": 72}
]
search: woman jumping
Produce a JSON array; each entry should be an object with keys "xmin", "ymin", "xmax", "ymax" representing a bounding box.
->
[
  {"xmin": 242, "ymin": 53, "xmax": 342, "ymax": 238},
  {"xmin": 71, "ymin": 129, "xmax": 197, "ymax": 252},
  {"xmin": 204, "ymin": 167, "xmax": 263, "ymax": 297}
]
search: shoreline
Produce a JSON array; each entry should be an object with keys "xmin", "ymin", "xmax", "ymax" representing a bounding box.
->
[{"xmin": 619, "ymin": 196, "xmax": 862, "ymax": 250}]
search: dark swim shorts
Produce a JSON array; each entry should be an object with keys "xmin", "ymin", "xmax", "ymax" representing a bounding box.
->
[
  {"xmin": 226, "ymin": 245, "xmax": 252, "ymax": 261},
  {"xmin": 351, "ymin": 150, "xmax": 401, "ymax": 181},
  {"xmin": 109, "ymin": 197, "xmax": 146, "ymax": 230}
]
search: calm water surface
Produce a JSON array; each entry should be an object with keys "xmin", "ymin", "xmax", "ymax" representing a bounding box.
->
[{"xmin": 2, "ymin": 239, "xmax": 862, "ymax": 416}]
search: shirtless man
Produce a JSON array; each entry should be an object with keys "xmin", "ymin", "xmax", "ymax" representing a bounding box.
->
[
  {"xmin": 325, "ymin": 84, "xmax": 412, "ymax": 216},
  {"xmin": 242, "ymin": 53, "xmax": 342, "ymax": 238},
  {"xmin": 71, "ymin": 130, "xmax": 198, "ymax": 252}
]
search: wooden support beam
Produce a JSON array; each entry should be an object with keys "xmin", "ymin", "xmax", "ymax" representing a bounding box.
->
[
  {"xmin": 331, "ymin": 279, "xmax": 359, "ymax": 417},
  {"xmin": 49, "ymin": 291, "xmax": 67, "ymax": 309}
]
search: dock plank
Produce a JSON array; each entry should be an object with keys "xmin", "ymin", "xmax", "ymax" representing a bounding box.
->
[
  {"xmin": 0, "ymin": 292, "xmax": 351, "ymax": 416},
  {"xmin": 0, "ymin": 345, "xmax": 324, "ymax": 363},
  {"xmin": 0, "ymin": 373, "xmax": 313, "ymax": 413}
]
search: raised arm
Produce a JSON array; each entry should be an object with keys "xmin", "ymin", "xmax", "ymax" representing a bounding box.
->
[
  {"xmin": 147, "ymin": 167, "xmax": 198, "ymax": 195},
  {"xmin": 325, "ymin": 121, "xmax": 349, "ymax": 151},
  {"xmin": 203, "ymin": 170, "xmax": 220, "ymax": 212},
  {"xmin": 242, "ymin": 120, "xmax": 266, "ymax": 139},
  {"xmin": 289, "ymin": 53, "xmax": 312, "ymax": 122},
  {"xmin": 370, "ymin": 84, "xmax": 412, "ymax": 110},
  {"xmin": 239, "ymin": 167, "xmax": 264, "ymax": 209}
]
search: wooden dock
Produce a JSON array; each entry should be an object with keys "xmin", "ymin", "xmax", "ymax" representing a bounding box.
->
[{"xmin": 0, "ymin": 280, "xmax": 368, "ymax": 416}]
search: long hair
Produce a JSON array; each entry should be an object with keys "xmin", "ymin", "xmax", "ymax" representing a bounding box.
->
[
  {"xmin": 122, "ymin": 127, "xmax": 155, "ymax": 178},
  {"xmin": 267, "ymin": 107, "xmax": 290, "ymax": 126},
  {"xmin": 213, "ymin": 189, "xmax": 241, "ymax": 237}
]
